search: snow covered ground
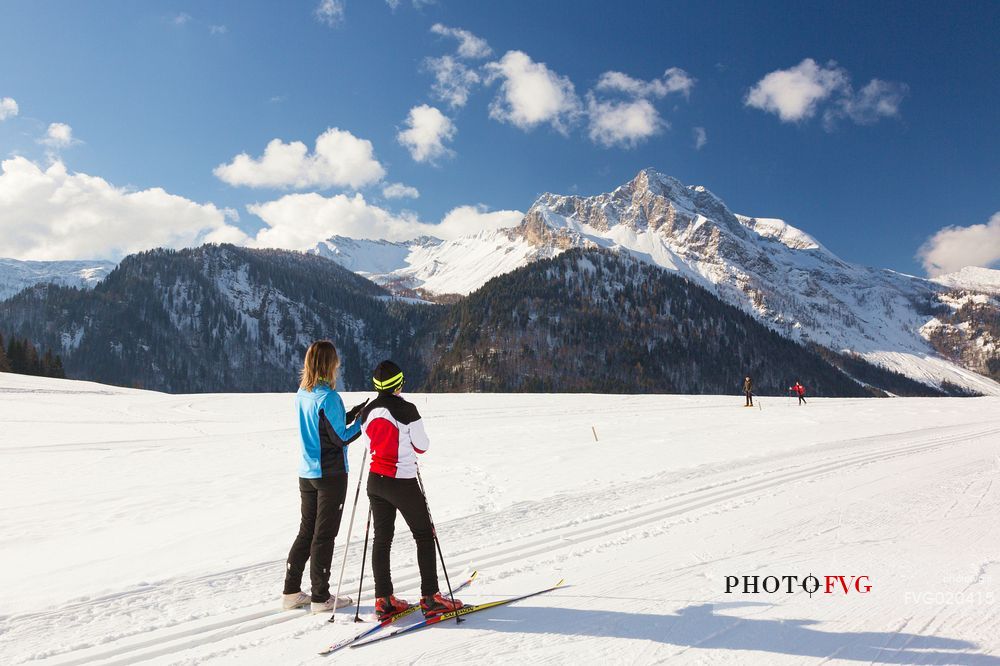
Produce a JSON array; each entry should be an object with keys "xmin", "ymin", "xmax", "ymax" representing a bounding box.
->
[{"xmin": 2, "ymin": 373, "xmax": 1000, "ymax": 664}]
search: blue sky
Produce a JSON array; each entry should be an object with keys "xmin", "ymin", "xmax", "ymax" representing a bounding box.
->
[{"xmin": 0, "ymin": 0, "xmax": 997, "ymax": 276}]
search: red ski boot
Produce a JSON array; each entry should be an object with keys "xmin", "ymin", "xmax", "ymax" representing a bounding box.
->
[
  {"xmin": 420, "ymin": 592, "xmax": 464, "ymax": 618},
  {"xmin": 374, "ymin": 595, "xmax": 410, "ymax": 621}
]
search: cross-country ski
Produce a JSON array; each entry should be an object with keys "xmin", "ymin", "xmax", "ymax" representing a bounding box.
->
[
  {"xmin": 319, "ymin": 570, "xmax": 479, "ymax": 655},
  {"xmin": 352, "ymin": 579, "xmax": 566, "ymax": 648}
]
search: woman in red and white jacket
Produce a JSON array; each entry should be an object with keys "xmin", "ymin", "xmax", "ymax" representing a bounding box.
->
[{"xmin": 359, "ymin": 360, "xmax": 464, "ymax": 620}]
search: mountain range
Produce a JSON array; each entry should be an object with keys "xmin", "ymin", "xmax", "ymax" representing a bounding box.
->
[
  {"xmin": 0, "ymin": 258, "xmax": 115, "ymax": 300},
  {"xmin": 1, "ymin": 168, "xmax": 997, "ymax": 396},
  {"xmin": 309, "ymin": 169, "xmax": 1000, "ymax": 395}
]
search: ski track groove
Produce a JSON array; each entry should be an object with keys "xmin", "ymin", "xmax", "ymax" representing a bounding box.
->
[{"xmin": 6, "ymin": 420, "xmax": 999, "ymax": 665}]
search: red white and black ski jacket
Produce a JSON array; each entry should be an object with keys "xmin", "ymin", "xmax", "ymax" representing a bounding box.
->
[{"xmin": 359, "ymin": 393, "xmax": 429, "ymax": 479}]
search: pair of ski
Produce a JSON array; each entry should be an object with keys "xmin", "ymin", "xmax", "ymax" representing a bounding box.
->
[{"xmin": 318, "ymin": 571, "xmax": 564, "ymax": 655}]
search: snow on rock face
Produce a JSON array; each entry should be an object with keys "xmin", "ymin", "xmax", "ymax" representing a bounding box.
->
[{"xmin": 0, "ymin": 258, "xmax": 115, "ymax": 300}]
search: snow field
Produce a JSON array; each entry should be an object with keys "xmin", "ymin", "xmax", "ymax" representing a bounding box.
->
[{"xmin": 2, "ymin": 374, "xmax": 1000, "ymax": 664}]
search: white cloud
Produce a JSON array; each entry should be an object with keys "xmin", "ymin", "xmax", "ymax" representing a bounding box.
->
[
  {"xmin": 746, "ymin": 58, "xmax": 907, "ymax": 128},
  {"xmin": 0, "ymin": 97, "xmax": 18, "ymax": 121},
  {"xmin": 247, "ymin": 192, "xmax": 521, "ymax": 249},
  {"xmin": 387, "ymin": 0, "xmax": 435, "ymax": 8},
  {"xmin": 434, "ymin": 204, "xmax": 522, "ymax": 239},
  {"xmin": 397, "ymin": 105, "xmax": 456, "ymax": 164},
  {"xmin": 824, "ymin": 79, "xmax": 909, "ymax": 128},
  {"xmin": 425, "ymin": 55, "xmax": 481, "ymax": 109},
  {"xmin": 693, "ymin": 126, "xmax": 707, "ymax": 150},
  {"xmin": 210, "ymin": 24, "xmax": 228, "ymax": 35},
  {"xmin": 918, "ymin": 212, "xmax": 1000, "ymax": 277},
  {"xmin": 0, "ymin": 156, "xmax": 246, "ymax": 261},
  {"xmin": 595, "ymin": 67, "xmax": 695, "ymax": 99},
  {"xmin": 172, "ymin": 13, "xmax": 192, "ymax": 26},
  {"xmin": 382, "ymin": 182, "xmax": 420, "ymax": 199},
  {"xmin": 315, "ymin": 0, "xmax": 345, "ymax": 26},
  {"xmin": 430, "ymin": 23, "xmax": 492, "ymax": 59},
  {"xmin": 586, "ymin": 96, "xmax": 664, "ymax": 149},
  {"xmin": 39, "ymin": 122, "xmax": 78, "ymax": 149},
  {"xmin": 214, "ymin": 127, "xmax": 385, "ymax": 189},
  {"xmin": 745, "ymin": 59, "xmax": 848, "ymax": 122},
  {"xmin": 485, "ymin": 51, "xmax": 582, "ymax": 134}
]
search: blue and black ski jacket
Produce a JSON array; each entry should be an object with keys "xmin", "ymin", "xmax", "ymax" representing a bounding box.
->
[{"xmin": 296, "ymin": 382, "xmax": 362, "ymax": 479}]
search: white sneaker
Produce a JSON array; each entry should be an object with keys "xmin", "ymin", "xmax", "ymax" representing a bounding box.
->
[
  {"xmin": 311, "ymin": 595, "xmax": 352, "ymax": 613},
  {"xmin": 282, "ymin": 591, "xmax": 311, "ymax": 610}
]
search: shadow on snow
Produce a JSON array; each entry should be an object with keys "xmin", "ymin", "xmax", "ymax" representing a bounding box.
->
[{"xmin": 439, "ymin": 601, "xmax": 999, "ymax": 664}]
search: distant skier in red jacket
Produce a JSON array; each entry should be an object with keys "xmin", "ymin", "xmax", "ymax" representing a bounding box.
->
[{"xmin": 790, "ymin": 381, "xmax": 807, "ymax": 405}]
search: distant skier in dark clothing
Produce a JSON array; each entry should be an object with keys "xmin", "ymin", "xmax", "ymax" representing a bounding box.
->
[
  {"xmin": 282, "ymin": 340, "xmax": 368, "ymax": 613},
  {"xmin": 743, "ymin": 376, "xmax": 753, "ymax": 407},
  {"xmin": 790, "ymin": 381, "xmax": 807, "ymax": 405},
  {"xmin": 360, "ymin": 360, "xmax": 464, "ymax": 620}
]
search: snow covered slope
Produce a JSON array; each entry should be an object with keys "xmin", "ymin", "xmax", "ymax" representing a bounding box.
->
[
  {"xmin": 0, "ymin": 258, "xmax": 115, "ymax": 300},
  {"xmin": 309, "ymin": 231, "xmax": 546, "ymax": 297},
  {"xmin": 933, "ymin": 266, "xmax": 1000, "ymax": 295},
  {"xmin": 310, "ymin": 169, "xmax": 1000, "ymax": 395},
  {"xmin": 2, "ymin": 374, "xmax": 1000, "ymax": 664}
]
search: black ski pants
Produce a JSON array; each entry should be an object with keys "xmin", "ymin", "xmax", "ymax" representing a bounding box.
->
[
  {"xmin": 367, "ymin": 472, "xmax": 439, "ymax": 598},
  {"xmin": 798, "ymin": 395, "xmax": 807, "ymax": 405},
  {"xmin": 745, "ymin": 391, "xmax": 753, "ymax": 406},
  {"xmin": 284, "ymin": 474, "xmax": 348, "ymax": 602}
]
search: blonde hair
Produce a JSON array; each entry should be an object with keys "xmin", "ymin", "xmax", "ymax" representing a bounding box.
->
[{"xmin": 300, "ymin": 340, "xmax": 340, "ymax": 391}]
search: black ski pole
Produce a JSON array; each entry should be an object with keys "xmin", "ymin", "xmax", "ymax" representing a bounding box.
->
[
  {"xmin": 352, "ymin": 507, "xmax": 373, "ymax": 623},
  {"xmin": 415, "ymin": 466, "xmax": 463, "ymax": 623},
  {"xmin": 329, "ymin": 444, "xmax": 369, "ymax": 623}
]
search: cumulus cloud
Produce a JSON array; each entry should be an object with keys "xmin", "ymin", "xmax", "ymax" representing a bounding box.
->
[
  {"xmin": 746, "ymin": 58, "xmax": 907, "ymax": 127},
  {"xmin": 425, "ymin": 55, "xmax": 481, "ymax": 109},
  {"xmin": 745, "ymin": 59, "xmax": 848, "ymax": 122},
  {"xmin": 694, "ymin": 126, "xmax": 707, "ymax": 150},
  {"xmin": 210, "ymin": 24, "xmax": 228, "ymax": 35},
  {"xmin": 434, "ymin": 204, "xmax": 522, "ymax": 239},
  {"xmin": 214, "ymin": 128, "xmax": 385, "ymax": 189},
  {"xmin": 585, "ymin": 66, "xmax": 694, "ymax": 148},
  {"xmin": 595, "ymin": 67, "xmax": 695, "ymax": 99},
  {"xmin": 397, "ymin": 105, "xmax": 456, "ymax": 163},
  {"xmin": 315, "ymin": 0, "xmax": 345, "ymax": 26},
  {"xmin": 172, "ymin": 13, "xmax": 192, "ymax": 26},
  {"xmin": 0, "ymin": 97, "xmax": 18, "ymax": 121},
  {"xmin": 247, "ymin": 192, "xmax": 521, "ymax": 249},
  {"xmin": 484, "ymin": 51, "xmax": 582, "ymax": 135},
  {"xmin": 382, "ymin": 182, "xmax": 420, "ymax": 199},
  {"xmin": 39, "ymin": 122, "xmax": 78, "ymax": 149},
  {"xmin": 823, "ymin": 78, "xmax": 909, "ymax": 128},
  {"xmin": 918, "ymin": 212, "xmax": 1000, "ymax": 277},
  {"xmin": 430, "ymin": 23, "xmax": 492, "ymax": 59},
  {"xmin": 587, "ymin": 96, "xmax": 664, "ymax": 149},
  {"xmin": 0, "ymin": 156, "xmax": 246, "ymax": 261}
]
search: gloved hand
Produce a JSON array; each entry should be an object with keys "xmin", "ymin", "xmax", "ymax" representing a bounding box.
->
[{"xmin": 346, "ymin": 398, "xmax": 370, "ymax": 423}]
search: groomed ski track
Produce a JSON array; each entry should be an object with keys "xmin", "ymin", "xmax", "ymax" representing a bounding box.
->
[{"xmin": 2, "ymin": 378, "xmax": 1000, "ymax": 664}]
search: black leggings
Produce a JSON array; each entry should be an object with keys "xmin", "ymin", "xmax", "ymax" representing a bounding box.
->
[
  {"xmin": 284, "ymin": 475, "xmax": 348, "ymax": 602},
  {"xmin": 367, "ymin": 473, "xmax": 439, "ymax": 598}
]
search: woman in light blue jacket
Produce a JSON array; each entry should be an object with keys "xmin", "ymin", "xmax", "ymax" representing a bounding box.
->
[{"xmin": 281, "ymin": 340, "xmax": 367, "ymax": 612}]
